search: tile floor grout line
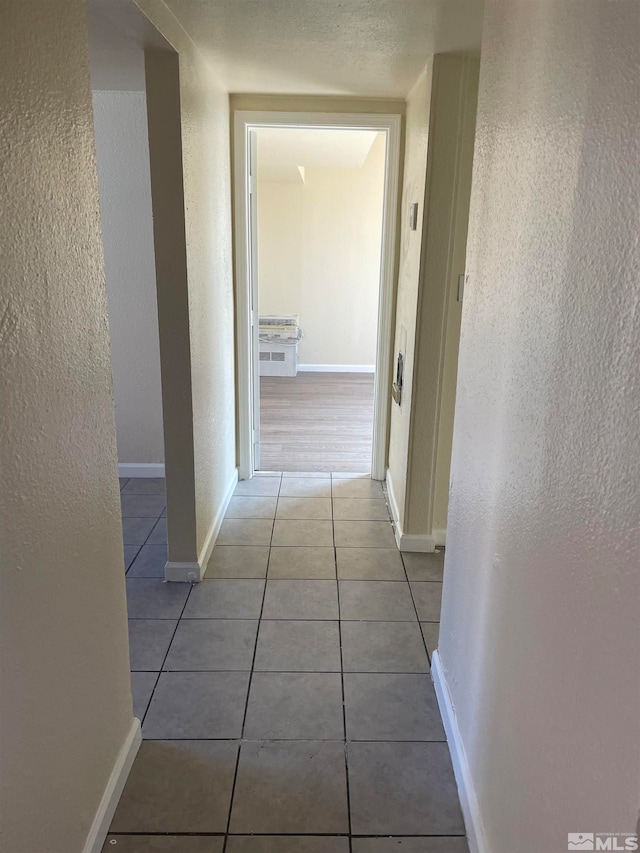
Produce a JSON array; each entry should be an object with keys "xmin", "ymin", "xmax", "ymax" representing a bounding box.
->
[
  {"xmin": 125, "ymin": 510, "xmax": 166, "ymax": 576},
  {"xmin": 400, "ymin": 551, "xmax": 433, "ymax": 666},
  {"xmin": 139, "ymin": 581, "xmax": 194, "ymax": 729},
  {"xmin": 333, "ymin": 483, "xmax": 354, "ymax": 853},
  {"xmin": 221, "ymin": 497, "xmax": 274, "ymax": 851}
]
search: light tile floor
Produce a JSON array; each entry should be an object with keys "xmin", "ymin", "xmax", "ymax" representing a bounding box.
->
[{"xmin": 108, "ymin": 474, "xmax": 464, "ymax": 852}]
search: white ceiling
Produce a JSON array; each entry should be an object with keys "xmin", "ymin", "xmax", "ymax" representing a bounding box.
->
[
  {"xmin": 164, "ymin": 0, "xmax": 484, "ymax": 98},
  {"xmin": 257, "ymin": 128, "xmax": 381, "ymax": 182}
]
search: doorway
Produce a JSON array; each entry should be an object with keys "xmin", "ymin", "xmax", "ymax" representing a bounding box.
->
[{"xmin": 234, "ymin": 112, "xmax": 401, "ymax": 481}]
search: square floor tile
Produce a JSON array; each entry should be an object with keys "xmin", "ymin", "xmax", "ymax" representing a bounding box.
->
[
  {"xmin": 229, "ymin": 740, "xmax": 349, "ymax": 834},
  {"xmin": 130, "ymin": 671, "xmax": 158, "ymax": 720},
  {"xmin": 347, "ymin": 741, "xmax": 464, "ymax": 835},
  {"xmin": 268, "ymin": 546, "xmax": 336, "ymax": 579},
  {"xmin": 334, "ymin": 521, "xmax": 396, "ymax": 549},
  {"xmin": 143, "ymin": 671, "xmax": 250, "ymax": 738},
  {"xmin": 333, "ymin": 498, "xmax": 390, "ymax": 521},
  {"xmin": 262, "ymin": 579, "xmax": 339, "ymax": 620},
  {"xmin": 410, "ymin": 582, "xmax": 443, "ymax": 622},
  {"xmin": 234, "ymin": 478, "xmax": 281, "ymax": 497},
  {"xmin": 344, "ymin": 673, "xmax": 445, "ymax": 741},
  {"xmin": 119, "ymin": 477, "xmax": 129, "ymax": 490},
  {"xmin": 339, "ymin": 581, "xmax": 416, "ymax": 621},
  {"xmin": 278, "ymin": 478, "xmax": 332, "ymax": 498},
  {"xmin": 147, "ymin": 517, "xmax": 167, "ymax": 545},
  {"xmin": 124, "ymin": 545, "xmax": 141, "ymax": 571},
  {"xmin": 421, "ymin": 622, "xmax": 440, "ymax": 657},
  {"xmin": 182, "ymin": 579, "xmax": 265, "ymax": 619},
  {"xmin": 103, "ymin": 838, "xmax": 222, "ymax": 853},
  {"xmin": 336, "ymin": 548, "xmax": 405, "ymax": 580},
  {"xmin": 244, "ymin": 672, "xmax": 344, "ymax": 739},
  {"xmin": 128, "ymin": 619, "xmax": 177, "ymax": 671},
  {"xmin": 110, "ymin": 739, "xmax": 238, "ymax": 833},
  {"xmin": 218, "ymin": 518, "xmax": 274, "ymax": 546},
  {"xmin": 227, "ymin": 838, "xmax": 348, "ymax": 853},
  {"xmin": 255, "ymin": 470, "xmax": 282, "ymax": 477},
  {"xmin": 226, "ymin": 496, "xmax": 277, "ymax": 519},
  {"xmin": 276, "ymin": 497, "xmax": 332, "ymax": 520},
  {"xmin": 272, "ymin": 519, "xmax": 333, "ymax": 547},
  {"xmin": 352, "ymin": 839, "xmax": 468, "ymax": 853},
  {"xmin": 126, "ymin": 579, "xmax": 190, "ymax": 619},
  {"xmin": 163, "ymin": 619, "xmax": 258, "ymax": 671},
  {"xmin": 254, "ymin": 620, "xmax": 341, "ymax": 672},
  {"xmin": 205, "ymin": 546, "xmax": 269, "ymax": 578},
  {"xmin": 403, "ymin": 551, "xmax": 445, "ymax": 582},
  {"xmin": 332, "ymin": 478, "xmax": 383, "ymax": 499},
  {"xmin": 127, "ymin": 544, "xmax": 167, "ymax": 578},
  {"xmin": 122, "ymin": 517, "xmax": 157, "ymax": 546},
  {"xmin": 121, "ymin": 494, "xmax": 166, "ymax": 518},
  {"xmin": 341, "ymin": 621, "xmax": 429, "ymax": 673},
  {"xmin": 121, "ymin": 478, "xmax": 166, "ymax": 495}
]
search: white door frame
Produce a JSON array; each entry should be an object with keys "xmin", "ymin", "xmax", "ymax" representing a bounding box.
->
[{"xmin": 233, "ymin": 110, "xmax": 402, "ymax": 481}]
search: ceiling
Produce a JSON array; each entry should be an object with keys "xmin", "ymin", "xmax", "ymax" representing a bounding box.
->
[
  {"xmin": 164, "ymin": 0, "xmax": 484, "ymax": 98},
  {"xmin": 257, "ymin": 128, "xmax": 381, "ymax": 182}
]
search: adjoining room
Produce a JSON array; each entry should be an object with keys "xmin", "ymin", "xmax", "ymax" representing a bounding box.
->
[{"xmin": 254, "ymin": 127, "xmax": 387, "ymax": 473}]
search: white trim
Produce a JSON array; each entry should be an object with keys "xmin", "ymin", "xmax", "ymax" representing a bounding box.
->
[
  {"xmin": 118, "ymin": 463, "xmax": 165, "ymax": 478},
  {"xmin": 234, "ymin": 110, "xmax": 401, "ymax": 482},
  {"xmin": 431, "ymin": 651, "xmax": 489, "ymax": 853},
  {"xmin": 83, "ymin": 717, "xmax": 141, "ymax": 853},
  {"xmin": 164, "ymin": 468, "xmax": 238, "ymax": 582},
  {"xmin": 386, "ymin": 467, "xmax": 436, "ymax": 552},
  {"xmin": 433, "ymin": 528, "xmax": 447, "ymax": 547},
  {"xmin": 298, "ymin": 364, "xmax": 376, "ymax": 373}
]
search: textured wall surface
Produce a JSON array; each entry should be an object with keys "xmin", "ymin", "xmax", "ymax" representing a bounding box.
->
[
  {"xmin": 93, "ymin": 90, "xmax": 165, "ymax": 465},
  {"xmin": 258, "ymin": 134, "xmax": 385, "ymax": 367},
  {"xmin": 135, "ymin": 0, "xmax": 237, "ymax": 558},
  {"xmin": 0, "ymin": 2, "xmax": 133, "ymax": 851},
  {"xmin": 440, "ymin": 1, "xmax": 640, "ymax": 849}
]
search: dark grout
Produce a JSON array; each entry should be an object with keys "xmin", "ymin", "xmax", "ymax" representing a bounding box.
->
[{"xmin": 120, "ymin": 471, "xmax": 450, "ymax": 844}]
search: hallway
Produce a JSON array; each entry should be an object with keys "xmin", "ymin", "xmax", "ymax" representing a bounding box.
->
[{"xmin": 111, "ymin": 473, "xmax": 464, "ymax": 850}]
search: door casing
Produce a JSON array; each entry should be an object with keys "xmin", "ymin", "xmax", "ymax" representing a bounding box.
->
[{"xmin": 233, "ymin": 110, "xmax": 402, "ymax": 480}]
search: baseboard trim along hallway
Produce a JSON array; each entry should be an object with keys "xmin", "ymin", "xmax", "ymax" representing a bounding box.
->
[
  {"xmin": 83, "ymin": 718, "xmax": 141, "ymax": 853},
  {"xmin": 164, "ymin": 468, "xmax": 239, "ymax": 582},
  {"xmin": 431, "ymin": 650, "xmax": 489, "ymax": 853},
  {"xmin": 386, "ymin": 468, "xmax": 436, "ymax": 553}
]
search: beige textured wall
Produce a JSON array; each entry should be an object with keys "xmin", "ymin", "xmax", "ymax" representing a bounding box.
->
[
  {"xmin": 257, "ymin": 134, "xmax": 386, "ymax": 366},
  {"xmin": 441, "ymin": 1, "xmax": 640, "ymax": 848},
  {"xmin": 136, "ymin": 0, "xmax": 237, "ymax": 561},
  {"xmin": 386, "ymin": 63, "xmax": 433, "ymax": 523},
  {"xmin": 230, "ymin": 93, "xmax": 406, "ymax": 116},
  {"xmin": 0, "ymin": 2, "xmax": 133, "ymax": 851},
  {"xmin": 92, "ymin": 89, "xmax": 165, "ymax": 465}
]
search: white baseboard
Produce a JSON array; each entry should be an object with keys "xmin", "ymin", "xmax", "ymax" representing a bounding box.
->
[
  {"xmin": 298, "ymin": 364, "xmax": 376, "ymax": 373},
  {"xmin": 118, "ymin": 463, "xmax": 165, "ymax": 478},
  {"xmin": 385, "ymin": 468, "xmax": 436, "ymax": 553},
  {"xmin": 164, "ymin": 468, "xmax": 238, "ymax": 582},
  {"xmin": 83, "ymin": 717, "xmax": 141, "ymax": 853},
  {"xmin": 433, "ymin": 528, "xmax": 447, "ymax": 547},
  {"xmin": 431, "ymin": 651, "xmax": 489, "ymax": 853}
]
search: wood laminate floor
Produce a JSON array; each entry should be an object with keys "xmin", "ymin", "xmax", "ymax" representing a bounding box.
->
[{"xmin": 259, "ymin": 372, "xmax": 374, "ymax": 473}]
